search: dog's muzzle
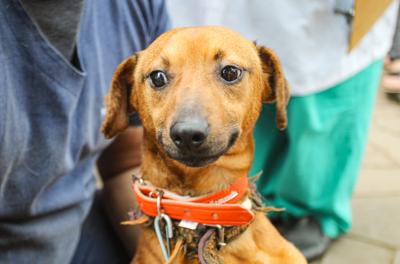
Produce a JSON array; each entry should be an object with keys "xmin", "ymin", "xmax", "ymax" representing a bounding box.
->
[{"xmin": 156, "ymin": 116, "xmax": 240, "ymax": 167}]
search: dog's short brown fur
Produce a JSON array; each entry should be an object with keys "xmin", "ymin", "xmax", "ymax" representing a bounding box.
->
[{"xmin": 102, "ymin": 26, "xmax": 306, "ymax": 264}]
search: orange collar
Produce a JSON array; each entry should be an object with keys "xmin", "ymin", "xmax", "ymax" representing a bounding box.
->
[{"xmin": 133, "ymin": 176, "xmax": 255, "ymax": 226}]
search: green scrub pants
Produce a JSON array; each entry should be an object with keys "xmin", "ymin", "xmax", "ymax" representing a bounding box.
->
[{"xmin": 250, "ymin": 60, "xmax": 384, "ymax": 238}]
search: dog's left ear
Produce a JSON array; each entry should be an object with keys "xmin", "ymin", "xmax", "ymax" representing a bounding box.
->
[
  {"xmin": 102, "ymin": 55, "xmax": 138, "ymax": 139},
  {"xmin": 257, "ymin": 46, "xmax": 290, "ymax": 130}
]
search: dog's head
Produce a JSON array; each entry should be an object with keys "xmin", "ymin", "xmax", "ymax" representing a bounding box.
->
[{"xmin": 102, "ymin": 26, "xmax": 289, "ymax": 167}]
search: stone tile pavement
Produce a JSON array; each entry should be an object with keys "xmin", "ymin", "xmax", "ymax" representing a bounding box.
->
[{"xmin": 311, "ymin": 88, "xmax": 400, "ymax": 264}]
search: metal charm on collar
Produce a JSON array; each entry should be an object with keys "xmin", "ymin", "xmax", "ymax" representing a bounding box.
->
[
  {"xmin": 154, "ymin": 190, "xmax": 174, "ymax": 262},
  {"xmin": 132, "ymin": 174, "xmax": 144, "ymax": 185}
]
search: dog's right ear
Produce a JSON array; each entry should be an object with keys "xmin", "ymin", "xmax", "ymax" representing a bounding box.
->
[{"xmin": 101, "ymin": 55, "xmax": 138, "ymax": 139}]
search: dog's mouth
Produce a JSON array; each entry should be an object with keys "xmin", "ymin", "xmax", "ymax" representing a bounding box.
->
[
  {"xmin": 173, "ymin": 154, "xmax": 222, "ymax": 167},
  {"xmin": 159, "ymin": 130, "xmax": 239, "ymax": 167}
]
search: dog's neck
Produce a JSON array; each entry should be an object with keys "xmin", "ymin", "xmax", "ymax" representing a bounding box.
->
[{"xmin": 140, "ymin": 132, "xmax": 254, "ymax": 196}]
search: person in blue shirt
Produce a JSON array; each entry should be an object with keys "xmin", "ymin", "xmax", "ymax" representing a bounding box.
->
[{"xmin": 0, "ymin": 0, "xmax": 169, "ymax": 263}]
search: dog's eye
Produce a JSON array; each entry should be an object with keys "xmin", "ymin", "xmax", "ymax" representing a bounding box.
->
[
  {"xmin": 149, "ymin": 70, "xmax": 168, "ymax": 89},
  {"xmin": 220, "ymin": 65, "xmax": 242, "ymax": 84}
]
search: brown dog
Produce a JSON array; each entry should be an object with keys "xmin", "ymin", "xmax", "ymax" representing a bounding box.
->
[{"xmin": 102, "ymin": 26, "xmax": 306, "ymax": 264}]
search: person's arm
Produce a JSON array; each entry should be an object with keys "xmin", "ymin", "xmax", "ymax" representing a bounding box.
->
[{"xmin": 97, "ymin": 126, "xmax": 143, "ymax": 257}]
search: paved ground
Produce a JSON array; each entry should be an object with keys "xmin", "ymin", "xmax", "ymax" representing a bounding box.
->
[{"xmin": 311, "ymin": 87, "xmax": 400, "ymax": 264}]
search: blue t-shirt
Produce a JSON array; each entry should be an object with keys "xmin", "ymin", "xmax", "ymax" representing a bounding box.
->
[{"xmin": 0, "ymin": 0, "xmax": 169, "ymax": 263}]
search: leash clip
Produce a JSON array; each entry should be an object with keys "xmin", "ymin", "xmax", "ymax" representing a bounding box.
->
[
  {"xmin": 154, "ymin": 190, "xmax": 174, "ymax": 262},
  {"xmin": 205, "ymin": 224, "xmax": 226, "ymax": 248},
  {"xmin": 216, "ymin": 225, "xmax": 226, "ymax": 248}
]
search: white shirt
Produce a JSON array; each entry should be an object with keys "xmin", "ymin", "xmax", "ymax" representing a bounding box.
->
[{"xmin": 166, "ymin": 0, "xmax": 398, "ymax": 95}]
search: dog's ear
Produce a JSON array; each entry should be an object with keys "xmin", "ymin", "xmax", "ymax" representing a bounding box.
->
[
  {"xmin": 102, "ymin": 55, "xmax": 138, "ymax": 139},
  {"xmin": 257, "ymin": 46, "xmax": 290, "ymax": 130}
]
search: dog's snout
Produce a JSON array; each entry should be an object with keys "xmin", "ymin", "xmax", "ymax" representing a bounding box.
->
[{"xmin": 170, "ymin": 119, "xmax": 209, "ymax": 151}]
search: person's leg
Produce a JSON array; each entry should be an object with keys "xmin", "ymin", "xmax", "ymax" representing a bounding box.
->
[
  {"xmin": 251, "ymin": 59, "xmax": 383, "ymax": 254},
  {"xmin": 382, "ymin": 7, "xmax": 400, "ymax": 101},
  {"xmin": 388, "ymin": 7, "xmax": 400, "ymax": 61}
]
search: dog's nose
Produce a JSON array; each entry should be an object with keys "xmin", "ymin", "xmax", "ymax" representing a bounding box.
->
[{"xmin": 170, "ymin": 119, "xmax": 209, "ymax": 151}]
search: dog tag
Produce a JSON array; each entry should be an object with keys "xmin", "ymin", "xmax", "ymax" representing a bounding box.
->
[{"xmin": 179, "ymin": 220, "xmax": 198, "ymax": 230}]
